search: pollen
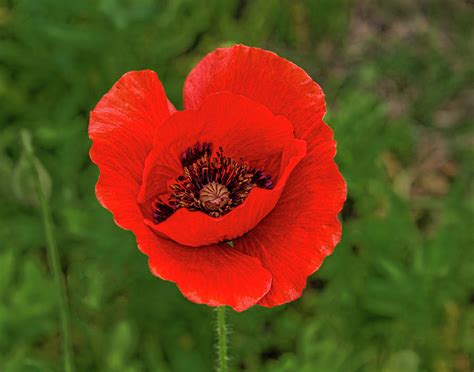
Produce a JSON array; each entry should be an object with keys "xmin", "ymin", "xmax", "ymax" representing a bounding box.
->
[{"xmin": 152, "ymin": 142, "xmax": 273, "ymax": 223}]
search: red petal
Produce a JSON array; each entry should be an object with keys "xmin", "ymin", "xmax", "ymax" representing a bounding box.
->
[
  {"xmin": 89, "ymin": 70, "xmax": 173, "ymax": 235},
  {"xmin": 138, "ymin": 92, "xmax": 306, "ymax": 246},
  {"xmin": 235, "ymin": 159, "xmax": 347, "ymax": 307},
  {"xmin": 184, "ymin": 45, "xmax": 326, "ymax": 146},
  {"xmin": 185, "ymin": 45, "xmax": 346, "ymax": 306},
  {"xmin": 141, "ymin": 230, "xmax": 272, "ymax": 312}
]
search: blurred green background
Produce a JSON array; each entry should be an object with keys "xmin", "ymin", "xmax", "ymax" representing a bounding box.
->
[{"xmin": 1, "ymin": 0, "xmax": 473, "ymax": 371}]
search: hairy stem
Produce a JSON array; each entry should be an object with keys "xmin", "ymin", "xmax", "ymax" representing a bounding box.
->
[
  {"xmin": 215, "ymin": 306, "xmax": 229, "ymax": 372},
  {"xmin": 21, "ymin": 131, "xmax": 74, "ymax": 372}
]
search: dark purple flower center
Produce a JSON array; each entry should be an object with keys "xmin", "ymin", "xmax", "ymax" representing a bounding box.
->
[{"xmin": 152, "ymin": 142, "xmax": 273, "ymax": 223}]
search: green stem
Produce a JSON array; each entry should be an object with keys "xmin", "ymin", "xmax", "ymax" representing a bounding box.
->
[
  {"xmin": 21, "ymin": 131, "xmax": 74, "ymax": 372},
  {"xmin": 37, "ymin": 176, "xmax": 74, "ymax": 372},
  {"xmin": 216, "ymin": 306, "xmax": 229, "ymax": 372}
]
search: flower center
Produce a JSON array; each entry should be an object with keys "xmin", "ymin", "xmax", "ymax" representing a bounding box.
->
[
  {"xmin": 152, "ymin": 142, "xmax": 273, "ymax": 223},
  {"xmin": 199, "ymin": 182, "xmax": 230, "ymax": 213}
]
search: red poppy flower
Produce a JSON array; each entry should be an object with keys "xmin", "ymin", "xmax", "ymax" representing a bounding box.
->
[{"xmin": 89, "ymin": 45, "xmax": 346, "ymax": 311}]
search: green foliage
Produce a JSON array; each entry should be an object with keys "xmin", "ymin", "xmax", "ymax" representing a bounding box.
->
[{"xmin": 1, "ymin": 0, "xmax": 473, "ymax": 371}]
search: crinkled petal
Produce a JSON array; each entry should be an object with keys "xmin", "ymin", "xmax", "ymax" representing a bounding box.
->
[
  {"xmin": 89, "ymin": 70, "xmax": 173, "ymax": 234},
  {"xmin": 184, "ymin": 45, "xmax": 347, "ymax": 305},
  {"xmin": 235, "ymin": 159, "xmax": 347, "ymax": 307},
  {"xmin": 184, "ymin": 44, "xmax": 326, "ymax": 148},
  {"xmin": 141, "ymin": 230, "xmax": 272, "ymax": 312}
]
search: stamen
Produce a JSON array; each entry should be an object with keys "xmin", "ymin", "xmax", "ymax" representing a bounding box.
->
[
  {"xmin": 152, "ymin": 198, "xmax": 176, "ymax": 223},
  {"xmin": 180, "ymin": 141, "xmax": 212, "ymax": 168},
  {"xmin": 152, "ymin": 142, "xmax": 273, "ymax": 223}
]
